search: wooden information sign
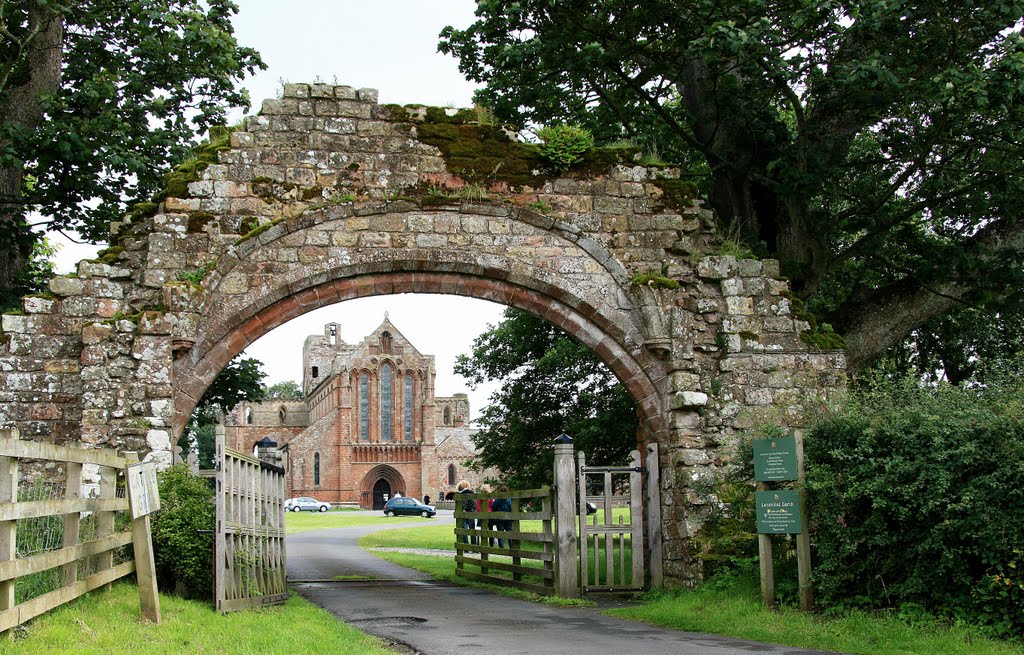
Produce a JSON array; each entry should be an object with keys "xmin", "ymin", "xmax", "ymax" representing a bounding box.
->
[
  {"xmin": 753, "ymin": 436, "xmax": 798, "ymax": 481},
  {"xmin": 755, "ymin": 489, "xmax": 802, "ymax": 534},
  {"xmin": 755, "ymin": 430, "xmax": 813, "ymax": 612},
  {"xmin": 127, "ymin": 461, "xmax": 161, "ymax": 518}
]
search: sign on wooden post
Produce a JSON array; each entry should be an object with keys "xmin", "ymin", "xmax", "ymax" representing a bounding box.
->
[
  {"xmin": 127, "ymin": 462, "xmax": 161, "ymax": 517},
  {"xmin": 753, "ymin": 431, "xmax": 813, "ymax": 611},
  {"xmin": 125, "ymin": 455, "xmax": 161, "ymax": 624}
]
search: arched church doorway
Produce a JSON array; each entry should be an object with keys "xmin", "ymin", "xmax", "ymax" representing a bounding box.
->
[{"xmin": 372, "ymin": 479, "xmax": 391, "ymax": 510}]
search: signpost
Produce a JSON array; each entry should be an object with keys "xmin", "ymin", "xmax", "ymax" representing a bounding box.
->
[
  {"xmin": 125, "ymin": 456, "xmax": 161, "ymax": 623},
  {"xmin": 753, "ymin": 431, "xmax": 812, "ymax": 611}
]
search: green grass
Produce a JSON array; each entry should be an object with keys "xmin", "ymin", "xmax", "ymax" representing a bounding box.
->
[
  {"xmin": 606, "ymin": 576, "xmax": 1024, "ymax": 655},
  {"xmin": 285, "ymin": 510, "xmax": 433, "ymax": 534},
  {"xmin": 1, "ymin": 583, "xmax": 400, "ymax": 655},
  {"xmin": 362, "ymin": 522, "xmax": 1023, "ymax": 654}
]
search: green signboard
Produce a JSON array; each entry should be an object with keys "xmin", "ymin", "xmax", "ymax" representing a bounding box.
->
[
  {"xmin": 753, "ymin": 436, "xmax": 798, "ymax": 481},
  {"xmin": 756, "ymin": 490, "xmax": 802, "ymax": 534}
]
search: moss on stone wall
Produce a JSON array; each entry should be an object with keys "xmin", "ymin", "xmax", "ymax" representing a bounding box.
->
[
  {"xmin": 652, "ymin": 178, "xmax": 699, "ymax": 211},
  {"xmin": 403, "ymin": 107, "xmax": 641, "ymax": 191},
  {"xmin": 631, "ymin": 270, "xmax": 681, "ymax": 289}
]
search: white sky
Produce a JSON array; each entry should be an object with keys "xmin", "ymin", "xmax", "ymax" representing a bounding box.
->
[{"xmin": 52, "ymin": 0, "xmax": 508, "ymax": 418}]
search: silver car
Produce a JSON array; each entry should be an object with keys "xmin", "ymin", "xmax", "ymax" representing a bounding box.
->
[{"xmin": 285, "ymin": 496, "xmax": 330, "ymax": 512}]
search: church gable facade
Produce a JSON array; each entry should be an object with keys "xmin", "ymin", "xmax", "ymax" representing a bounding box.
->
[{"xmin": 225, "ymin": 318, "xmax": 490, "ymax": 508}]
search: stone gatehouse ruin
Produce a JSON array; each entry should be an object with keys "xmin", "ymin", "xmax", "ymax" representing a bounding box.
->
[{"xmin": 0, "ymin": 83, "xmax": 845, "ymax": 583}]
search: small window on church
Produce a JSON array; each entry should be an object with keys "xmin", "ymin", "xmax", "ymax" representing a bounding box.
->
[
  {"xmin": 314, "ymin": 452, "xmax": 320, "ymax": 486},
  {"xmin": 443, "ymin": 407, "xmax": 451, "ymax": 425},
  {"xmin": 380, "ymin": 331, "xmax": 393, "ymax": 354},
  {"xmin": 311, "ymin": 366, "xmax": 319, "ymax": 379},
  {"xmin": 245, "ymin": 408, "xmax": 253, "ymax": 424},
  {"xmin": 279, "ymin": 406, "xmax": 287, "ymax": 423},
  {"xmin": 447, "ymin": 464, "xmax": 456, "ymax": 486}
]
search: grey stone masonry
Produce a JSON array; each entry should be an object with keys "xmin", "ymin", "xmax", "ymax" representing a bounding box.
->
[{"xmin": 0, "ymin": 83, "xmax": 846, "ymax": 584}]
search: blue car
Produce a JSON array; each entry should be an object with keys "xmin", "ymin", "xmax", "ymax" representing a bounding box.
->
[{"xmin": 383, "ymin": 496, "xmax": 436, "ymax": 518}]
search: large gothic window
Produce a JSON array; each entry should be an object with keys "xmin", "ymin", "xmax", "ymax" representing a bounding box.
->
[
  {"xmin": 380, "ymin": 362, "xmax": 394, "ymax": 441},
  {"xmin": 404, "ymin": 372, "xmax": 414, "ymax": 442},
  {"xmin": 359, "ymin": 373, "xmax": 369, "ymax": 440},
  {"xmin": 314, "ymin": 452, "xmax": 320, "ymax": 486}
]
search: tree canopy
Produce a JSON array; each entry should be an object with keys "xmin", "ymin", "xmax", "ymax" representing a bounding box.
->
[
  {"xmin": 454, "ymin": 308, "xmax": 637, "ymax": 489},
  {"xmin": 0, "ymin": 0, "xmax": 263, "ymax": 309},
  {"xmin": 440, "ymin": 1, "xmax": 1024, "ymax": 369},
  {"xmin": 263, "ymin": 380, "xmax": 304, "ymax": 400},
  {"xmin": 182, "ymin": 356, "xmax": 266, "ymax": 466}
]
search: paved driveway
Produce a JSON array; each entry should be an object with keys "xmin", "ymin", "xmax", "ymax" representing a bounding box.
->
[{"xmin": 287, "ymin": 511, "xmax": 839, "ymax": 655}]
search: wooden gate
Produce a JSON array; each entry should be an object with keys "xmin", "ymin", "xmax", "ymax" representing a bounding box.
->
[
  {"xmin": 577, "ymin": 443, "xmax": 662, "ymax": 594},
  {"xmin": 214, "ymin": 432, "xmax": 287, "ymax": 613}
]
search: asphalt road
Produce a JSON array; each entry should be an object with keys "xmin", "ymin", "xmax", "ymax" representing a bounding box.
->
[{"xmin": 287, "ymin": 511, "xmax": 839, "ymax": 655}]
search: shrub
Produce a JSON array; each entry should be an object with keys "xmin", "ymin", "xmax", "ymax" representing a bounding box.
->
[
  {"xmin": 805, "ymin": 376, "xmax": 1024, "ymax": 636},
  {"xmin": 536, "ymin": 124, "xmax": 593, "ymax": 170},
  {"xmin": 150, "ymin": 465, "xmax": 215, "ymax": 600}
]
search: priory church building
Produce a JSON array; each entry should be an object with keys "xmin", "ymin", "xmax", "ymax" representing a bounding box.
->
[{"xmin": 224, "ymin": 317, "xmax": 492, "ymax": 509}]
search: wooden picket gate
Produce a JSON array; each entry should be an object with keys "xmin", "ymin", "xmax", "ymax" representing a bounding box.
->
[
  {"xmin": 576, "ymin": 443, "xmax": 662, "ymax": 595},
  {"xmin": 214, "ymin": 432, "xmax": 287, "ymax": 613}
]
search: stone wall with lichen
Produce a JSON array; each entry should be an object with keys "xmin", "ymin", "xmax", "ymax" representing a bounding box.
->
[{"xmin": 0, "ymin": 82, "xmax": 845, "ymax": 583}]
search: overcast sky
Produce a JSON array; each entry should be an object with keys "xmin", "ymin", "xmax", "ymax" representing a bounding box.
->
[{"xmin": 54, "ymin": 0, "xmax": 507, "ymax": 418}]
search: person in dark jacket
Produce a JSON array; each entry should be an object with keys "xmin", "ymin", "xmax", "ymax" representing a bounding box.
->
[
  {"xmin": 457, "ymin": 480, "xmax": 477, "ymax": 545},
  {"xmin": 491, "ymin": 485, "xmax": 513, "ymax": 549}
]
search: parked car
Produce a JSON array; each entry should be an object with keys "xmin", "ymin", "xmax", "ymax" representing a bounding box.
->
[
  {"xmin": 285, "ymin": 497, "xmax": 330, "ymax": 512},
  {"xmin": 383, "ymin": 496, "xmax": 435, "ymax": 518}
]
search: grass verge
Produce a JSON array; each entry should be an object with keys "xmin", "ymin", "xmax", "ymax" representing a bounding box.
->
[
  {"xmin": 1, "ymin": 583, "xmax": 400, "ymax": 655},
  {"xmin": 606, "ymin": 576, "xmax": 1024, "ymax": 655},
  {"xmin": 362, "ymin": 524, "xmax": 1023, "ymax": 654}
]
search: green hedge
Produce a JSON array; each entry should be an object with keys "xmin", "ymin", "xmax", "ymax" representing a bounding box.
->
[
  {"xmin": 805, "ymin": 377, "xmax": 1024, "ymax": 637},
  {"xmin": 150, "ymin": 465, "xmax": 215, "ymax": 600}
]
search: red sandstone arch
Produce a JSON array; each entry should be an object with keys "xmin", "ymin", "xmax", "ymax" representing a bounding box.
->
[
  {"xmin": 361, "ymin": 465, "xmax": 406, "ymax": 505},
  {"xmin": 172, "ymin": 271, "xmax": 667, "ymax": 443}
]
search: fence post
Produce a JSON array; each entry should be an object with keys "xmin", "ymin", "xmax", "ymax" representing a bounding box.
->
[
  {"xmin": 553, "ymin": 434, "xmax": 579, "ymax": 598},
  {"xmin": 0, "ymin": 429, "xmax": 17, "ymax": 612}
]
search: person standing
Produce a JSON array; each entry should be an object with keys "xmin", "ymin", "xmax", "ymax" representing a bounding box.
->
[
  {"xmin": 423, "ymin": 493, "xmax": 431, "ymax": 506},
  {"xmin": 491, "ymin": 485, "xmax": 513, "ymax": 548},
  {"xmin": 457, "ymin": 480, "xmax": 477, "ymax": 545}
]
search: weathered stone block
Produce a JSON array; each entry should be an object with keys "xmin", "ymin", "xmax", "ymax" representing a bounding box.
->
[
  {"xmin": 283, "ymin": 83, "xmax": 310, "ymax": 98},
  {"xmin": 738, "ymin": 259, "xmax": 763, "ymax": 277},
  {"xmin": 49, "ymin": 276, "xmax": 84, "ymax": 297},
  {"xmin": 724, "ymin": 296, "xmax": 754, "ymax": 316},
  {"xmin": 696, "ymin": 256, "xmax": 739, "ymax": 279}
]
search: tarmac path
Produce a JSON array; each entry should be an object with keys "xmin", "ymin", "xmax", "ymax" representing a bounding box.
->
[{"xmin": 287, "ymin": 510, "xmax": 839, "ymax": 655}]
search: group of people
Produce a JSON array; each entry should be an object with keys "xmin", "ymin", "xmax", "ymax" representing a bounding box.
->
[{"xmin": 456, "ymin": 480, "xmax": 514, "ymax": 548}]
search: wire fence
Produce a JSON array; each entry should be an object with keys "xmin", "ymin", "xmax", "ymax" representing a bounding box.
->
[{"xmin": 14, "ymin": 465, "xmax": 132, "ymax": 605}]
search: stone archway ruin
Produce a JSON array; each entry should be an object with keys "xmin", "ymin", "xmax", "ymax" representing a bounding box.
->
[{"xmin": 0, "ymin": 83, "xmax": 845, "ymax": 583}]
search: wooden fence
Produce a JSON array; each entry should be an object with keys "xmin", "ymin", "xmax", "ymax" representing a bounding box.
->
[
  {"xmin": 214, "ymin": 434, "xmax": 287, "ymax": 613},
  {"xmin": 454, "ymin": 486, "xmax": 555, "ymax": 596},
  {"xmin": 0, "ymin": 429, "xmax": 159, "ymax": 631}
]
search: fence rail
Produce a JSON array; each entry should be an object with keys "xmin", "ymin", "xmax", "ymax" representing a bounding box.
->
[
  {"xmin": 454, "ymin": 486, "xmax": 555, "ymax": 596},
  {"xmin": 0, "ymin": 429, "xmax": 159, "ymax": 632}
]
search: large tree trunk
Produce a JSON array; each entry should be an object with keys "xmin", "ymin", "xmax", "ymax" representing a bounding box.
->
[{"xmin": 0, "ymin": 8, "xmax": 64, "ymax": 300}]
